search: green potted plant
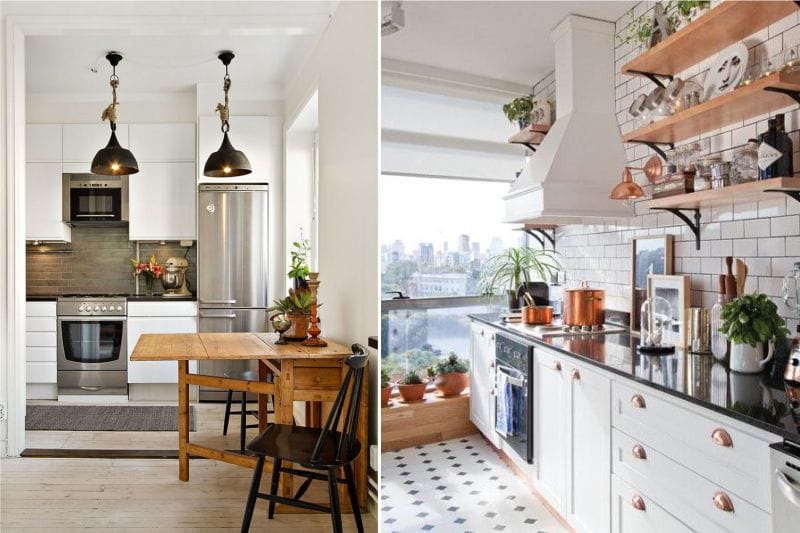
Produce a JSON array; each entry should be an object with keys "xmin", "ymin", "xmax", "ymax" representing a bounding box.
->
[
  {"xmin": 503, "ymin": 95, "xmax": 535, "ymax": 129},
  {"xmin": 288, "ymin": 236, "xmax": 311, "ymax": 290},
  {"xmin": 269, "ymin": 289, "xmax": 315, "ymax": 341},
  {"xmin": 720, "ymin": 293, "xmax": 788, "ymax": 374},
  {"xmin": 432, "ymin": 352, "xmax": 469, "ymax": 397},
  {"xmin": 381, "ymin": 367, "xmax": 393, "ymax": 407},
  {"xmin": 478, "ymin": 246, "xmax": 562, "ymax": 310},
  {"xmin": 397, "ymin": 370, "xmax": 427, "ymax": 402}
]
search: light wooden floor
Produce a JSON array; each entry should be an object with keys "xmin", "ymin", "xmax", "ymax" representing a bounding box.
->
[{"xmin": 4, "ymin": 401, "xmax": 377, "ymax": 531}]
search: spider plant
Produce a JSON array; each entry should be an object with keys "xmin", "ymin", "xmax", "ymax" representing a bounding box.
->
[{"xmin": 478, "ymin": 246, "xmax": 562, "ymax": 308}]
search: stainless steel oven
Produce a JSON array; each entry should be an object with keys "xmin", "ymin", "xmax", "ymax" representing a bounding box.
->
[
  {"xmin": 495, "ymin": 334, "xmax": 534, "ymax": 463},
  {"xmin": 57, "ymin": 296, "xmax": 128, "ymax": 395},
  {"xmin": 62, "ymin": 173, "xmax": 129, "ymax": 224}
]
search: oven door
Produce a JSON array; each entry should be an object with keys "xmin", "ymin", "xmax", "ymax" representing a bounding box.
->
[{"xmin": 57, "ymin": 317, "xmax": 127, "ymax": 371}]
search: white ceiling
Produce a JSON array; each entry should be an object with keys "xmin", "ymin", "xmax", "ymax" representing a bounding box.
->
[
  {"xmin": 381, "ymin": 1, "xmax": 636, "ymax": 87},
  {"xmin": 22, "ymin": 1, "xmax": 336, "ymax": 94}
]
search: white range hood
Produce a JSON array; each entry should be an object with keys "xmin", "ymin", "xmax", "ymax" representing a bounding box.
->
[{"xmin": 504, "ymin": 15, "xmax": 632, "ymax": 225}]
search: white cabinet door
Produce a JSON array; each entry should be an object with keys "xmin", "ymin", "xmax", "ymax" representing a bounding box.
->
[
  {"xmin": 129, "ymin": 124, "xmax": 196, "ymax": 162},
  {"xmin": 611, "ymin": 475, "xmax": 690, "ymax": 533},
  {"xmin": 26, "ymin": 163, "xmax": 71, "ymax": 242},
  {"xmin": 197, "ymin": 116, "xmax": 280, "ymax": 183},
  {"xmin": 534, "ymin": 348, "xmax": 567, "ymax": 514},
  {"xmin": 26, "ymin": 124, "xmax": 62, "ymax": 162},
  {"xmin": 567, "ymin": 360, "xmax": 612, "ymax": 533},
  {"xmin": 127, "ymin": 316, "xmax": 197, "ymax": 383},
  {"xmin": 469, "ymin": 322, "xmax": 496, "ymax": 443},
  {"xmin": 62, "ymin": 123, "xmax": 129, "ymax": 163},
  {"xmin": 128, "ymin": 162, "xmax": 196, "ymax": 241}
]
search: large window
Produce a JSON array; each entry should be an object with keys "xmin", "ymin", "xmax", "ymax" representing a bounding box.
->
[{"xmin": 380, "ymin": 175, "xmax": 522, "ymax": 380}]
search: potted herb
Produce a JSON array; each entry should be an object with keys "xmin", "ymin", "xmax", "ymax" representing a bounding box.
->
[
  {"xmin": 288, "ymin": 236, "xmax": 311, "ymax": 290},
  {"xmin": 503, "ymin": 95, "xmax": 535, "ymax": 129},
  {"xmin": 720, "ymin": 293, "xmax": 788, "ymax": 374},
  {"xmin": 432, "ymin": 352, "xmax": 469, "ymax": 397},
  {"xmin": 397, "ymin": 370, "xmax": 427, "ymax": 403},
  {"xmin": 381, "ymin": 367, "xmax": 393, "ymax": 407},
  {"xmin": 269, "ymin": 289, "xmax": 315, "ymax": 341},
  {"xmin": 478, "ymin": 246, "xmax": 562, "ymax": 310}
]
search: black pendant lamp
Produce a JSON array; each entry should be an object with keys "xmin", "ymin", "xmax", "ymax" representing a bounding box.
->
[
  {"xmin": 91, "ymin": 52, "xmax": 139, "ymax": 176},
  {"xmin": 204, "ymin": 51, "xmax": 251, "ymax": 177}
]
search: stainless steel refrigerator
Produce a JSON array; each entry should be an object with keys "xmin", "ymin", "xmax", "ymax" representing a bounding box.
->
[{"xmin": 197, "ymin": 183, "xmax": 269, "ymax": 401}]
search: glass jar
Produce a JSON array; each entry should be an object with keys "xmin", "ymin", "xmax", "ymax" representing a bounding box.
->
[
  {"xmin": 782, "ymin": 261, "xmax": 800, "ymax": 317},
  {"xmin": 695, "ymin": 155, "xmax": 719, "ymax": 191},
  {"xmin": 731, "ymin": 139, "xmax": 760, "ymax": 184},
  {"xmin": 710, "ymin": 294, "xmax": 727, "ymax": 361},
  {"xmin": 640, "ymin": 295, "xmax": 674, "ymax": 349}
]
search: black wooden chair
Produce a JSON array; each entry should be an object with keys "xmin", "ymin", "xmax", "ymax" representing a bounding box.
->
[
  {"xmin": 222, "ymin": 370, "xmax": 274, "ymax": 451},
  {"xmin": 240, "ymin": 344, "xmax": 368, "ymax": 533}
]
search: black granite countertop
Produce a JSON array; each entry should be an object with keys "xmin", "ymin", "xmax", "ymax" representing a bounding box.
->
[
  {"xmin": 470, "ymin": 313, "xmax": 800, "ymax": 445},
  {"xmin": 26, "ymin": 295, "xmax": 58, "ymax": 301}
]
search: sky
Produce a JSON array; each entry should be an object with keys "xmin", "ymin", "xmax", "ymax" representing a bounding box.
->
[{"xmin": 379, "ymin": 175, "xmax": 520, "ymax": 252}]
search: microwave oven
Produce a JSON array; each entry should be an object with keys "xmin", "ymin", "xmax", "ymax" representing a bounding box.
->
[{"xmin": 62, "ymin": 173, "xmax": 128, "ymax": 225}]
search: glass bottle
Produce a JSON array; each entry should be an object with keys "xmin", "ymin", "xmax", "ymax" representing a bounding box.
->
[
  {"xmin": 732, "ymin": 138, "xmax": 760, "ymax": 184},
  {"xmin": 759, "ymin": 118, "xmax": 780, "ymax": 179},
  {"xmin": 710, "ymin": 293, "xmax": 727, "ymax": 361},
  {"xmin": 776, "ymin": 113, "xmax": 794, "ymax": 177}
]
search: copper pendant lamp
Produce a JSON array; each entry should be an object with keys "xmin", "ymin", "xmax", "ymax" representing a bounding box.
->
[
  {"xmin": 609, "ymin": 167, "xmax": 645, "ymax": 200},
  {"xmin": 91, "ymin": 52, "xmax": 139, "ymax": 176},
  {"xmin": 203, "ymin": 51, "xmax": 252, "ymax": 177}
]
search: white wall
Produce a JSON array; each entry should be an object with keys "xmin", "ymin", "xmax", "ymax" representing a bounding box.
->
[{"xmin": 284, "ymin": 1, "xmax": 379, "ymax": 446}]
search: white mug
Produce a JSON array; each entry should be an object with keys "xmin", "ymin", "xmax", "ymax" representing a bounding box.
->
[{"xmin": 729, "ymin": 341, "xmax": 774, "ymax": 374}]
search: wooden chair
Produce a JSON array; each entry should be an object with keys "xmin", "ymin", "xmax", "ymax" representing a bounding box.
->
[
  {"xmin": 240, "ymin": 344, "xmax": 368, "ymax": 533},
  {"xmin": 222, "ymin": 370, "xmax": 274, "ymax": 451}
]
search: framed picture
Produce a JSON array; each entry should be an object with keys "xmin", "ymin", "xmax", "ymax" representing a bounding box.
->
[
  {"xmin": 630, "ymin": 235, "xmax": 673, "ymax": 333},
  {"xmin": 647, "ymin": 274, "xmax": 691, "ymax": 348}
]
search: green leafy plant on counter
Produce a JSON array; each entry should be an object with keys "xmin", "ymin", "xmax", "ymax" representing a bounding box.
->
[
  {"xmin": 381, "ymin": 367, "xmax": 391, "ymax": 389},
  {"xmin": 478, "ymin": 246, "xmax": 562, "ymax": 299},
  {"xmin": 400, "ymin": 370, "xmax": 424, "ymax": 386},
  {"xmin": 269, "ymin": 289, "xmax": 317, "ymax": 315},
  {"xmin": 433, "ymin": 352, "xmax": 469, "ymax": 375},
  {"xmin": 502, "ymin": 95, "xmax": 535, "ymax": 127},
  {"xmin": 719, "ymin": 293, "xmax": 789, "ymax": 347}
]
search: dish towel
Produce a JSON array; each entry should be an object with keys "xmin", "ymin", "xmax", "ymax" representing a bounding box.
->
[{"xmin": 495, "ymin": 370, "xmax": 511, "ymax": 437}]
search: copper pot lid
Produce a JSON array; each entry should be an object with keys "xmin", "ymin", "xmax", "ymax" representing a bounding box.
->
[{"xmin": 564, "ymin": 281, "xmax": 604, "ymax": 293}]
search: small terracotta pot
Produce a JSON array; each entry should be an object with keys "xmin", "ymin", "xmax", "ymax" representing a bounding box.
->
[
  {"xmin": 381, "ymin": 385, "xmax": 393, "ymax": 407},
  {"xmin": 398, "ymin": 382, "xmax": 427, "ymax": 402},
  {"xmin": 284, "ymin": 312, "xmax": 310, "ymax": 340},
  {"xmin": 435, "ymin": 372, "xmax": 469, "ymax": 397}
]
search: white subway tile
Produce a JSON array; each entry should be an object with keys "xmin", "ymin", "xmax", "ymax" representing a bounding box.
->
[
  {"xmin": 743, "ymin": 218, "xmax": 771, "ymax": 238},
  {"xmin": 758, "ymin": 237, "xmax": 786, "ymax": 257},
  {"xmin": 720, "ymin": 220, "xmax": 744, "ymax": 239},
  {"xmin": 733, "ymin": 238, "xmax": 758, "ymax": 257},
  {"xmin": 771, "ymin": 215, "xmax": 800, "ymax": 236}
]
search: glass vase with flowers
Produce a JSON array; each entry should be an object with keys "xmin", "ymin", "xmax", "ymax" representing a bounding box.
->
[{"xmin": 130, "ymin": 254, "xmax": 163, "ymax": 296}]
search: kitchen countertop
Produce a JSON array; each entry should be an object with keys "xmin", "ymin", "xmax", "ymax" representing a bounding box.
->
[
  {"xmin": 27, "ymin": 294, "xmax": 197, "ymax": 302},
  {"xmin": 470, "ymin": 313, "xmax": 800, "ymax": 445}
]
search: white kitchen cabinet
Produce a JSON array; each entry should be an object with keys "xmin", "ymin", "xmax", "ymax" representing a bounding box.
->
[
  {"xmin": 534, "ymin": 347, "xmax": 568, "ymax": 515},
  {"xmin": 469, "ymin": 322, "xmax": 497, "ymax": 446},
  {"xmin": 26, "ymin": 301, "xmax": 57, "ymax": 399},
  {"xmin": 128, "ymin": 162, "xmax": 196, "ymax": 241},
  {"xmin": 127, "ymin": 302, "xmax": 197, "ymax": 383},
  {"xmin": 62, "ymin": 123, "xmax": 129, "ymax": 163},
  {"xmin": 611, "ymin": 474, "xmax": 690, "ymax": 533},
  {"xmin": 26, "ymin": 163, "xmax": 71, "ymax": 242},
  {"xmin": 197, "ymin": 115, "xmax": 281, "ymax": 183},
  {"xmin": 26, "ymin": 124, "xmax": 62, "ymax": 162},
  {"xmin": 129, "ymin": 123, "xmax": 196, "ymax": 162}
]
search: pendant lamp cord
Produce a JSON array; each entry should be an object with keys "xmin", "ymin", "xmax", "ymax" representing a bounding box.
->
[
  {"xmin": 101, "ymin": 63, "xmax": 119, "ymax": 132},
  {"xmin": 216, "ymin": 64, "xmax": 231, "ymax": 133}
]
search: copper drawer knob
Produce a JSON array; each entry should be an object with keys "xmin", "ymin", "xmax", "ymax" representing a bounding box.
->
[
  {"xmin": 554, "ymin": 361, "xmax": 562, "ymax": 371},
  {"xmin": 631, "ymin": 494, "xmax": 646, "ymax": 511},
  {"xmin": 713, "ymin": 491, "xmax": 734, "ymax": 512},
  {"xmin": 571, "ymin": 368, "xmax": 581, "ymax": 380},
  {"xmin": 631, "ymin": 394, "xmax": 646, "ymax": 408},
  {"xmin": 711, "ymin": 428, "xmax": 732, "ymax": 447},
  {"xmin": 632, "ymin": 444, "xmax": 647, "ymax": 460}
]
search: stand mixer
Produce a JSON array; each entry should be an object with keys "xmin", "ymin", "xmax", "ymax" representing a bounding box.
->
[{"xmin": 161, "ymin": 257, "xmax": 191, "ymax": 297}]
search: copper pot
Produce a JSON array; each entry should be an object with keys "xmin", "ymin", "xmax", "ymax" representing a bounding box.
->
[
  {"xmin": 562, "ymin": 282, "xmax": 605, "ymax": 326},
  {"xmin": 522, "ymin": 305, "xmax": 553, "ymax": 325}
]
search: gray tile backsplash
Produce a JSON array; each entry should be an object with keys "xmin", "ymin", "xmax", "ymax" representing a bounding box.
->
[{"xmin": 26, "ymin": 226, "xmax": 196, "ymax": 296}]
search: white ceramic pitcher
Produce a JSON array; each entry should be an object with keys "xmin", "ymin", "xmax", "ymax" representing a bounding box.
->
[{"xmin": 729, "ymin": 341, "xmax": 774, "ymax": 374}]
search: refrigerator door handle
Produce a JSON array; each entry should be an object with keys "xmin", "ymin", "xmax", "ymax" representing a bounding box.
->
[
  {"xmin": 200, "ymin": 299, "xmax": 237, "ymax": 305},
  {"xmin": 199, "ymin": 313, "xmax": 237, "ymax": 319}
]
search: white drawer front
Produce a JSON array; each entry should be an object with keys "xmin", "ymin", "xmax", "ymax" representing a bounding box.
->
[
  {"xmin": 26, "ymin": 346, "xmax": 56, "ymax": 362},
  {"xmin": 26, "ymin": 331, "xmax": 57, "ymax": 347},
  {"xmin": 612, "ymin": 428, "xmax": 772, "ymax": 533},
  {"xmin": 127, "ymin": 301, "xmax": 198, "ymax": 317},
  {"xmin": 26, "ymin": 316, "xmax": 56, "ymax": 332},
  {"xmin": 612, "ymin": 380, "xmax": 773, "ymax": 511},
  {"xmin": 27, "ymin": 362, "xmax": 56, "ymax": 383},
  {"xmin": 612, "ymin": 475, "xmax": 690, "ymax": 533},
  {"xmin": 26, "ymin": 301, "xmax": 56, "ymax": 317}
]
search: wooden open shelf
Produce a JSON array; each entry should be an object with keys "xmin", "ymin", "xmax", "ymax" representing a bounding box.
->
[
  {"xmin": 642, "ymin": 177, "xmax": 800, "ymax": 210},
  {"xmin": 623, "ymin": 70, "xmax": 800, "ymax": 145},
  {"xmin": 621, "ymin": 1, "xmax": 798, "ymax": 78}
]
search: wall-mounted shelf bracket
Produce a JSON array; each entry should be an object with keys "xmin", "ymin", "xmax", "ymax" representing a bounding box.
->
[
  {"xmin": 625, "ymin": 70, "xmax": 674, "ymax": 89},
  {"xmin": 626, "ymin": 139, "xmax": 674, "ymax": 160},
  {"xmin": 652, "ymin": 207, "xmax": 701, "ymax": 250},
  {"xmin": 763, "ymin": 86, "xmax": 800, "ymax": 105},
  {"xmin": 522, "ymin": 227, "xmax": 556, "ymax": 249},
  {"xmin": 518, "ymin": 143, "xmax": 537, "ymax": 152},
  {"xmin": 764, "ymin": 188, "xmax": 800, "ymax": 203}
]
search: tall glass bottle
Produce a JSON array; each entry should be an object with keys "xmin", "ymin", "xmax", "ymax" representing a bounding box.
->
[
  {"xmin": 776, "ymin": 113, "xmax": 794, "ymax": 177},
  {"xmin": 760, "ymin": 118, "xmax": 779, "ymax": 179}
]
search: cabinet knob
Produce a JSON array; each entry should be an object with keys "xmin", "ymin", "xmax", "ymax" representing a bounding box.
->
[
  {"xmin": 711, "ymin": 428, "xmax": 732, "ymax": 447},
  {"xmin": 631, "ymin": 494, "xmax": 646, "ymax": 511},
  {"xmin": 632, "ymin": 444, "xmax": 647, "ymax": 460},
  {"xmin": 571, "ymin": 368, "xmax": 581, "ymax": 380},
  {"xmin": 490, "ymin": 389, "xmax": 497, "ymax": 396},
  {"xmin": 489, "ymin": 361, "xmax": 496, "ymax": 369},
  {"xmin": 713, "ymin": 491, "xmax": 734, "ymax": 513},
  {"xmin": 631, "ymin": 394, "xmax": 646, "ymax": 409},
  {"xmin": 480, "ymin": 329, "xmax": 485, "ymax": 336},
  {"xmin": 489, "ymin": 333, "xmax": 495, "ymax": 341},
  {"xmin": 553, "ymin": 361, "xmax": 562, "ymax": 371}
]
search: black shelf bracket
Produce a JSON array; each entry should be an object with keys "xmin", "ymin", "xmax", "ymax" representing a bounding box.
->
[
  {"xmin": 763, "ymin": 86, "xmax": 800, "ymax": 105},
  {"xmin": 764, "ymin": 188, "xmax": 800, "ymax": 203},
  {"xmin": 521, "ymin": 228, "xmax": 556, "ymax": 249},
  {"xmin": 521, "ymin": 143, "xmax": 537, "ymax": 152},
  {"xmin": 652, "ymin": 208, "xmax": 701, "ymax": 250},
  {"xmin": 626, "ymin": 139, "xmax": 674, "ymax": 160},
  {"xmin": 625, "ymin": 70, "xmax": 674, "ymax": 89}
]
